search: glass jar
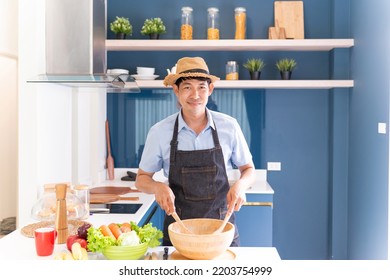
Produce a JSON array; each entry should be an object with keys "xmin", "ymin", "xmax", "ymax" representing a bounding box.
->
[
  {"xmin": 226, "ymin": 61, "xmax": 239, "ymax": 80},
  {"xmin": 234, "ymin": 7, "xmax": 246, "ymax": 39},
  {"xmin": 207, "ymin": 7, "xmax": 220, "ymax": 40},
  {"xmin": 181, "ymin": 6, "xmax": 193, "ymax": 40},
  {"xmin": 73, "ymin": 185, "xmax": 90, "ymax": 220},
  {"xmin": 31, "ymin": 183, "xmax": 87, "ymax": 221}
]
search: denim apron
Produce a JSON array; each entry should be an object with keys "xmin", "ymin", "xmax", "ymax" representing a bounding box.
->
[{"xmin": 162, "ymin": 115, "xmax": 240, "ymax": 246}]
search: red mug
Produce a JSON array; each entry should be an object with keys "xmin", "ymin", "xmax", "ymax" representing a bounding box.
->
[{"xmin": 34, "ymin": 227, "xmax": 57, "ymax": 256}]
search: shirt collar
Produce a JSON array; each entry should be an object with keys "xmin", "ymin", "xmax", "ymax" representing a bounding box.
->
[{"xmin": 178, "ymin": 108, "xmax": 215, "ymax": 132}]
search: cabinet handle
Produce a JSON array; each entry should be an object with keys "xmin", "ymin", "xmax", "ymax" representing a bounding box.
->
[{"xmin": 243, "ymin": 202, "xmax": 273, "ymax": 207}]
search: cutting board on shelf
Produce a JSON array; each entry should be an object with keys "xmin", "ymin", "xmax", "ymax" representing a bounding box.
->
[
  {"xmin": 90, "ymin": 194, "xmax": 140, "ymax": 204},
  {"xmin": 274, "ymin": 1, "xmax": 304, "ymax": 39},
  {"xmin": 90, "ymin": 186, "xmax": 141, "ymax": 195}
]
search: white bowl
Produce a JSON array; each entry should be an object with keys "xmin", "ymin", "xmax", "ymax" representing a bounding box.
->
[
  {"xmin": 107, "ymin": 69, "xmax": 129, "ymax": 75},
  {"xmin": 136, "ymin": 67, "xmax": 155, "ymax": 76}
]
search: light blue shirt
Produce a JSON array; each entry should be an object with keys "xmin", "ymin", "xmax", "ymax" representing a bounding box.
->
[{"xmin": 139, "ymin": 108, "xmax": 253, "ymax": 177}]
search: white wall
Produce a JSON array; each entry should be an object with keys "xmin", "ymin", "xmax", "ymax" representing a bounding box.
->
[
  {"xmin": 0, "ymin": 0, "xmax": 18, "ymax": 221},
  {"xmin": 18, "ymin": 0, "xmax": 107, "ymax": 227}
]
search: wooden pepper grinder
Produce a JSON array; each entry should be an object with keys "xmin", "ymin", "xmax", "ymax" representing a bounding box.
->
[{"xmin": 55, "ymin": 183, "xmax": 68, "ymax": 243}]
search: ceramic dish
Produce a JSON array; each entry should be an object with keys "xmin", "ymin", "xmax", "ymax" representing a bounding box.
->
[
  {"xmin": 107, "ymin": 69, "xmax": 129, "ymax": 74},
  {"xmin": 131, "ymin": 74, "xmax": 159, "ymax": 80}
]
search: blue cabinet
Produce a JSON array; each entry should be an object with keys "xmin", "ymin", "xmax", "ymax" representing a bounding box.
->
[
  {"xmin": 235, "ymin": 193, "xmax": 273, "ymax": 247},
  {"xmin": 139, "ymin": 201, "xmax": 164, "ymax": 231}
]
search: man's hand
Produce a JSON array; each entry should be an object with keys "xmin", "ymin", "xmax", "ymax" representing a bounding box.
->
[
  {"xmin": 226, "ymin": 180, "xmax": 246, "ymax": 211},
  {"xmin": 154, "ymin": 182, "xmax": 176, "ymax": 215}
]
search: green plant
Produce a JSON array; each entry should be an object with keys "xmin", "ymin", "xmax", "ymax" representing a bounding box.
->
[
  {"xmin": 275, "ymin": 58, "xmax": 297, "ymax": 72},
  {"xmin": 141, "ymin": 17, "xmax": 167, "ymax": 35},
  {"xmin": 110, "ymin": 16, "xmax": 132, "ymax": 35},
  {"xmin": 243, "ymin": 58, "xmax": 266, "ymax": 72}
]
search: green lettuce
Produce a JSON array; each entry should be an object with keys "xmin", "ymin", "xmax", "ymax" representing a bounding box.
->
[
  {"xmin": 86, "ymin": 227, "xmax": 117, "ymax": 252},
  {"xmin": 130, "ymin": 221, "xmax": 163, "ymax": 248},
  {"xmin": 86, "ymin": 222, "xmax": 163, "ymax": 252}
]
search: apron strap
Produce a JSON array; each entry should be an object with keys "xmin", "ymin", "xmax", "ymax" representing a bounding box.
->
[
  {"xmin": 170, "ymin": 113, "xmax": 221, "ymax": 165},
  {"xmin": 169, "ymin": 115, "xmax": 180, "ymax": 166}
]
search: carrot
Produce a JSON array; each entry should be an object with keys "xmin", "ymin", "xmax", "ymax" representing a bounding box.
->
[
  {"xmin": 99, "ymin": 225, "xmax": 115, "ymax": 238},
  {"xmin": 108, "ymin": 223, "xmax": 122, "ymax": 239},
  {"xmin": 120, "ymin": 222, "xmax": 132, "ymax": 233}
]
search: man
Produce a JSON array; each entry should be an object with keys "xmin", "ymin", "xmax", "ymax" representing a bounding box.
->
[{"xmin": 135, "ymin": 57, "xmax": 255, "ymax": 246}]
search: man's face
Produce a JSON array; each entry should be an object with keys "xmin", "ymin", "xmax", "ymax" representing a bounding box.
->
[{"xmin": 173, "ymin": 79, "xmax": 214, "ymax": 116}]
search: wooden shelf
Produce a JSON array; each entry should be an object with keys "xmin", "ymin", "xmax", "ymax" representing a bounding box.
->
[
  {"xmin": 135, "ymin": 80, "xmax": 354, "ymax": 90},
  {"xmin": 106, "ymin": 39, "xmax": 354, "ymax": 52},
  {"xmin": 107, "ymin": 39, "xmax": 354, "ymax": 90}
]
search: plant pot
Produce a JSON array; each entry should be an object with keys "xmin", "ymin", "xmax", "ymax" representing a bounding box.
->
[
  {"xmin": 116, "ymin": 33, "xmax": 126, "ymax": 39},
  {"xmin": 149, "ymin": 33, "xmax": 160, "ymax": 39},
  {"xmin": 249, "ymin": 71, "xmax": 261, "ymax": 80},
  {"xmin": 280, "ymin": 71, "xmax": 292, "ymax": 80}
]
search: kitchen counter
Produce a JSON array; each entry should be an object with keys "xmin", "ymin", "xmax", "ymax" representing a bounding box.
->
[
  {"xmin": 0, "ymin": 168, "xmax": 278, "ymax": 260},
  {"xmin": 0, "ymin": 228, "xmax": 280, "ymax": 260},
  {"xmin": 89, "ymin": 168, "xmax": 273, "ymax": 224}
]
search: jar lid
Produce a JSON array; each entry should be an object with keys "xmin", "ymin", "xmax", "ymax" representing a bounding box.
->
[
  {"xmin": 208, "ymin": 7, "xmax": 219, "ymax": 13},
  {"xmin": 44, "ymin": 183, "xmax": 71, "ymax": 192},
  {"xmin": 182, "ymin": 6, "xmax": 193, "ymax": 12},
  {"xmin": 235, "ymin": 7, "xmax": 246, "ymax": 13},
  {"xmin": 226, "ymin": 61, "xmax": 238, "ymax": 65},
  {"xmin": 74, "ymin": 185, "xmax": 89, "ymax": 190}
]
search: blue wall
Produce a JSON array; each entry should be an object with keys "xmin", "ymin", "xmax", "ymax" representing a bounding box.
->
[
  {"xmin": 348, "ymin": 0, "xmax": 389, "ymax": 259},
  {"xmin": 107, "ymin": 0, "xmax": 389, "ymax": 259}
]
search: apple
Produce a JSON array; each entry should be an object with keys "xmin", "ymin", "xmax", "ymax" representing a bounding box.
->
[
  {"xmin": 66, "ymin": 234, "xmax": 79, "ymax": 251},
  {"xmin": 74, "ymin": 238, "xmax": 88, "ymax": 250}
]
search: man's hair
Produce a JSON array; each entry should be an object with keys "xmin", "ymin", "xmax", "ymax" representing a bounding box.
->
[{"xmin": 175, "ymin": 76, "xmax": 212, "ymax": 87}]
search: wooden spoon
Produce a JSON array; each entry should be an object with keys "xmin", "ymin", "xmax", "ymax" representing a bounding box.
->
[
  {"xmin": 171, "ymin": 212, "xmax": 193, "ymax": 234},
  {"xmin": 213, "ymin": 207, "xmax": 234, "ymax": 234},
  {"xmin": 105, "ymin": 120, "xmax": 115, "ymax": 180}
]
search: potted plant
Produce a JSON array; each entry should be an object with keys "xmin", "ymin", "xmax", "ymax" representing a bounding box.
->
[
  {"xmin": 110, "ymin": 16, "xmax": 132, "ymax": 39},
  {"xmin": 140, "ymin": 17, "xmax": 167, "ymax": 39},
  {"xmin": 275, "ymin": 58, "xmax": 297, "ymax": 80},
  {"xmin": 243, "ymin": 58, "xmax": 266, "ymax": 80}
]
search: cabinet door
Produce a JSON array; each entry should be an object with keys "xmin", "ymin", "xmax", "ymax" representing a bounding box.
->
[
  {"xmin": 235, "ymin": 194, "xmax": 273, "ymax": 247},
  {"xmin": 140, "ymin": 202, "xmax": 164, "ymax": 231}
]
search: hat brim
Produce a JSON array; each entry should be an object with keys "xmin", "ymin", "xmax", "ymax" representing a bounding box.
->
[{"xmin": 163, "ymin": 72, "xmax": 220, "ymax": 86}]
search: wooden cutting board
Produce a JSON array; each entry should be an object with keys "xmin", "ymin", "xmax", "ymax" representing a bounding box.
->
[
  {"xmin": 90, "ymin": 186, "xmax": 141, "ymax": 195},
  {"xmin": 274, "ymin": 1, "xmax": 304, "ymax": 39},
  {"xmin": 90, "ymin": 194, "xmax": 140, "ymax": 204}
]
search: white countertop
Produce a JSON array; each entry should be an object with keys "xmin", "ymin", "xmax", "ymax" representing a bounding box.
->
[
  {"xmin": 99, "ymin": 168, "xmax": 274, "ymax": 194},
  {"xmin": 0, "ymin": 229, "xmax": 280, "ymax": 260},
  {"xmin": 88, "ymin": 168, "xmax": 273, "ymax": 225}
]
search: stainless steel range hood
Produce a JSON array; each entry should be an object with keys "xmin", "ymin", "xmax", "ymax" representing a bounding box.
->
[{"xmin": 28, "ymin": 0, "xmax": 140, "ymax": 93}]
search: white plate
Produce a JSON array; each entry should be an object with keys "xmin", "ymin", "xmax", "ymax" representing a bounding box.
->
[
  {"xmin": 107, "ymin": 69, "xmax": 129, "ymax": 74},
  {"xmin": 131, "ymin": 74, "xmax": 159, "ymax": 80}
]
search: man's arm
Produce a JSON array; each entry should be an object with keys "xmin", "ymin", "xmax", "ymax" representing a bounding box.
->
[
  {"xmin": 135, "ymin": 168, "xmax": 176, "ymax": 214},
  {"xmin": 226, "ymin": 162, "xmax": 255, "ymax": 212}
]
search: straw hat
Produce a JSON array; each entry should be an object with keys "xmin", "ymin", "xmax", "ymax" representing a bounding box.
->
[{"xmin": 163, "ymin": 57, "xmax": 220, "ymax": 86}]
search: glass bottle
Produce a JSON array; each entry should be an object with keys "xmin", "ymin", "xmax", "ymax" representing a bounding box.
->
[
  {"xmin": 73, "ymin": 185, "xmax": 90, "ymax": 220},
  {"xmin": 226, "ymin": 61, "xmax": 239, "ymax": 80},
  {"xmin": 234, "ymin": 7, "xmax": 246, "ymax": 39},
  {"xmin": 207, "ymin": 7, "xmax": 220, "ymax": 40},
  {"xmin": 181, "ymin": 6, "xmax": 193, "ymax": 40}
]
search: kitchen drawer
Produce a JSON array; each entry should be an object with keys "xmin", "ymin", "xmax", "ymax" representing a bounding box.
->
[{"xmin": 236, "ymin": 194, "xmax": 273, "ymax": 247}]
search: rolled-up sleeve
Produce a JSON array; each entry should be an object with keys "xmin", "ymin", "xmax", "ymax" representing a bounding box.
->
[
  {"xmin": 230, "ymin": 120, "xmax": 253, "ymax": 168},
  {"xmin": 138, "ymin": 125, "xmax": 163, "ymax": 173}
]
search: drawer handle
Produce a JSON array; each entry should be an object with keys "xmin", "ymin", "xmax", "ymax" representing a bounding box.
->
[{"xmin": 243, "ymin": 202, "xmax": 273, "ymax": 207}]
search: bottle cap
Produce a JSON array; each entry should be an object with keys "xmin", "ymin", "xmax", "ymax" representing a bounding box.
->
[
  {"xmin": 235, "ymin": 7, "xmax": 246, "ymax": 13},
  {"xmin": 182, "ymin": 6, "xmax": 193, "ymax": 12},
  {"xmin": 208, "ymin": 7, "xmax": 219, "ymax": 13}
]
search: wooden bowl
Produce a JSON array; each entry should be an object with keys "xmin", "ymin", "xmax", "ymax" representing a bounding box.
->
[{"xmin": 168, "ymin": 218, "xmax": 235, "ymax": 260}]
